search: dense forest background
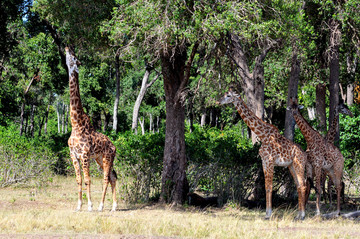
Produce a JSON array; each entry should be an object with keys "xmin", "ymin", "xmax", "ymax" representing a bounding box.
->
[{"xmin": 1, "ymin": 0, "xmax": 360, "ymax": 206}]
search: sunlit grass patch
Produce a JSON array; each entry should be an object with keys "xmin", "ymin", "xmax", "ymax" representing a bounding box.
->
[{"xmin": 1, "ymin": 176, "xmax": 360, "ymax": 238}]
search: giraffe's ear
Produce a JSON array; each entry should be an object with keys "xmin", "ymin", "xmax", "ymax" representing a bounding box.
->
[{"xmin": 298, "ymin": 105, "xmax": 304, "ymax": 110}]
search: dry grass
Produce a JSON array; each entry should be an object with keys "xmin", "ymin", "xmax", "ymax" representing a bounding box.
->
[{"xmin": 0, "ymin": 176, "xmax": 360, "ymax": 239}]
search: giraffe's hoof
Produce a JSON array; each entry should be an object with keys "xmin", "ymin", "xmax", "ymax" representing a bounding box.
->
[
  {"xmin": 98, "ymin": 203, "xmax": 104, "ymax": 212},
  {"xmin": 111, "ymin": 203, "xmax": 117, "ymax": 212},
  {"xmin": 294, "ymin": 215, "xmax": 305, "ymax": 221}
]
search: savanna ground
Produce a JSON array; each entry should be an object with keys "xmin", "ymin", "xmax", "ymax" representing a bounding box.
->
[{"xmin": 1, "ymin": 176, "xmax": 360, "ymax": 239}]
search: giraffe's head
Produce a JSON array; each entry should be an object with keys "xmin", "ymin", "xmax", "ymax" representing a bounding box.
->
[
  {"xmin": 65, "ymin": 47, "xmax": 81, "ymax": 75},
  {"xmin": 216, "ymin": 87, "xmax": 238, "ymax": 105},
  {"xmin": 338, "ymin": 99, "xmax": 354, "ymax": 117},
  {"xmin": 287, "ymin": 97, "xmax": 303, "ymax": 115}
]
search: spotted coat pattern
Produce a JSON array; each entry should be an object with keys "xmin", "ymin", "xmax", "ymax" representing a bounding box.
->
[
  {"xmin": 305, "ymin": 101, "xmax": 353, "ymax": 205},
  {"xmin": 218, "ymin": 88, "xmax": 307, "ymax": 220},
  {"xmin": 65, "ymin": 47, "xmax": 117, "ymax": 212},
  {"xmin": 289, "ymin": 98, "xmax": 345, "ymax": 216}
]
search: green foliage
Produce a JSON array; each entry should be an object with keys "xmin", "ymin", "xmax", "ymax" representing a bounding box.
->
[
  {"xmin": 185, "ymin": 125, "xmax": 261, "ymax": 205},
  {"xmin": 0, "ymin": 124, "xmax": 56, "ymax": 187},
  {"xmin": 113, "ymin": 131, "xmax": 165, "ymax": 203},
  {"xmin": 340, "ymin": 105, "xmax": 360, "ymax": 171},
  {"xmin": 110, "ymin": 125, "xmax": 260, "ymax": 204}
]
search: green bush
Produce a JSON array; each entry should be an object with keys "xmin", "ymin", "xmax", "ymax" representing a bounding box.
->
[
  {"xmin": 340, "ymin": 104, "xmax": 360, "ymax": 191},
  {"xmin": 113, "ymin": 131, "xmax": 164, "ymax": 203},
  {"xmin": 111, "ymin": 125, "xmax": 261, "ymax": 205},
  {"xmin": 185, "ymin": 125, "xmax": 261, "ymax": 205},
  {"xmin": 0, "ymin": 125, "xmax": 56, "ymax": 187}
]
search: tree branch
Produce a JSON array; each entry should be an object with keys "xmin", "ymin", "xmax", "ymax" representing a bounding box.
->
[{"xmin": 174, "ymin": 41, "xmax": 199, "ymax": 105}]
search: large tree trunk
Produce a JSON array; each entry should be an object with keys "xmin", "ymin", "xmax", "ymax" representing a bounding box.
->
[
  {"xmin": 160, "ymin": 43, "xmax": 198, "ymax": 204},
  {"xmin": 112, "ymin": 53, "xmax": 120, "ymax": 133},
  {"xmin": 160, "ymin": 53, "xmax": 188, "ymax": 204},
  {"xmin": 316, "ymin": 83, "xmax": 327, "ymax": 135},
  {"xmin": 328, "ymin": 18, "xmax": 341, "ymax": 145},
  {"xmin": 284, "ymin": 51, "xmax": 300, "ymax": 141},
  {"xmin": 227, "ymin": 33, "xmax": 278, "ymax": 144}
]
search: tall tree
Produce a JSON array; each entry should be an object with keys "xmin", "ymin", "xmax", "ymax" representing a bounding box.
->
[{"xmin": 284, "ymin": 51, "xmax": 300, "ymax": 141}]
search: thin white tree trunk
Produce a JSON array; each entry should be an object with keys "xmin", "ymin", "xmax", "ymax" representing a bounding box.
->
[
  {"xmin": 113, "ymin": 54, "xmax": 120, "ymax": 132},
  {"xmin": 347, "ymin": 83, "xmax": 354, "ymax": 106},
  {"xmin": 200, "ymin": 112, "xmax": 206, "ymax": 127},
  {"xmin": 138, "ymin": 117, "xmax": 145, "ymax": 135},
  {"xmin": 61, "ymin": 103, "xmax": 65, "ymax": 133},
  {"xmin": 149, "ymin": 113, "xmax": 153, "ymax": 133},
  {"xmin": 132, "ymin": 68, "xmax": 160, "ymax": 134}
]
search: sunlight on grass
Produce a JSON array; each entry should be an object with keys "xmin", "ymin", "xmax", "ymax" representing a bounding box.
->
[{"xmin": 0, "ymin": 176, "xmax": 360, "ymax": 238}]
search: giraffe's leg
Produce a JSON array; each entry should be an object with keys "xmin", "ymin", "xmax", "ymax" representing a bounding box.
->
[
  {"xmin": 327, "ymin": 167, "xmax": 342, "ymax": 215},
  {"xmin": 288, "ymin": 162, "xmax": 306, "ymax": 220},
  {"xmin": 110, "ymin": 169, "xmax": 117, "ymax": 212},
  {"xmin": 71, "ymin": 153, "xmax": 83, "ymax": 211},
  {"xmin": 98, "ymin": 156, "xmax": 112, "ymax": 212},
  {"xmin": 261, "ymin": 160, "xmax": 274, "ymax": 219},
  {"xmin": 81, "ymin": 153, "xmax": 92, "ymax": 212},
  {"xmin": 304, "ymin": 161, "xmax": 313, "ymax": 206},
  {"xmin": 314, "ymin": 166, "xmax": 322, "ymax": 216}
]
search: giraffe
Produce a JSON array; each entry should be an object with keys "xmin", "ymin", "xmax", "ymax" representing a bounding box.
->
[
  {"xmin": 305, "ymin": 100, "xmax": 353, "ymax": 205},
  {"xmin": 288, "ymin": 98, "xmax": 345, "ymax": 216},
  {"xmin": 65, "ymin": 47, "xmax": 117, "ymax": 212},
  {"xmin": 217, "ymin": 88, "xmax": 307, "ymax": 220}
]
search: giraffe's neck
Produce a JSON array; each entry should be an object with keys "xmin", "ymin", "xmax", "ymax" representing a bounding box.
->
[
  {"xmin": 66, "ymin": 49, "xmax": 86, "ymax": 129},
  {"xmin": 292, "ymin": 110, "xmax": 318, "ymax": 143},
  {"xmin": 69, "ymin": 73, "xmax": 86, "ymax": 128},
  {"xmin": 232, "ymin": 96, "xmax": 274, "ymax": 141},
  {"xmin": 325, "ymin": 110, "xmax": 339, "ymax": 144}
]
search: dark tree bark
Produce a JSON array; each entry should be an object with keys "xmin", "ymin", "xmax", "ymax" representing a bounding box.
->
[
  {"xmin": 284, "ymin": 51, "xmax": 300, "ymax": 141},
  {"xmin": 328, "ymin": 18, "xmax": 341, "ymax": 145},
  {"xmin": 44, "ymin": 104, "xmax": 50, "ymax": 135},
  {"xmin": 316, "ymin": 83, "xmax": 327, "ymax": 135},
  {"xmin": 103, "ymin": 111, "xmax": 111, "ymax": 132},
  {"xmin": 42, "ymin": 20, "xmax": 68, "ymax": 74},
  {"xmin": 227, "ymin": 33, "xmax": 279, "ymax": 144},
  {"xmin": 29, "ymin": 104, "xmax": 36, "ymax": 138},
  {"xmin": 160, "ymin": 42, "xmax": 198, "ymax": 205},
  {"xmin": 92, "ymin": 111, "xmax": 102, "ymax": 131},
  {"xmin": 112, "ymin": 52, "xmax": 121, "ymax": 133}
]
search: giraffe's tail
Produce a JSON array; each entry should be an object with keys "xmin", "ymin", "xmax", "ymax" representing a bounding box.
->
[
  {"xmin": 111, "ymin": 169, "xmax": 118, "ymax": 180},
  {"xmin": 306, "ymin": 177, "xmax": 318, "ymax": 193}
]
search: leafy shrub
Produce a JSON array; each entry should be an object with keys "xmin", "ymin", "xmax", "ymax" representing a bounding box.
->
[
  {"xmin": 112, "ymin": 125, "xmax": 261, "ymax": 205},
  {"xmin": 340, "ymin": 104, "xmax": 360, "ymax": 192},
  {"xmin": 185, "ymin": 125, "xmax": 261, "ymax": 205},
  {"xmin": 113, "ymin": 131, "xmax": 164, "ymax": 203},
  {"xmin": 0, "ymin": 125, "xmax": 56, "ymax": 187}
]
